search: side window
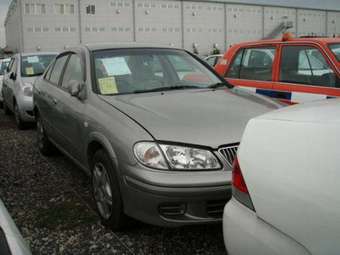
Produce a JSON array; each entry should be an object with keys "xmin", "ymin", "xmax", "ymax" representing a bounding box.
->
[
  {"xmin": 61, "ymin": 54, "xmax": 83, "ymax": 90},
  {"xmin": 225, "ymin": 49, "xmax": 244, "ymax": 78},
  {"xmin": 239, "ymin": 47, "xmax": 275, "ymax": 81},
  {"xmin": 280, "ymin": 46, "xmax": 340, "ymax": 88},
  {"xmin": 49, "ymin": 55, "xmax": 69, "ymax": 85},
  {"xmin": 44, "ymin": 60, "xmax": 55, "ymax": 80}
]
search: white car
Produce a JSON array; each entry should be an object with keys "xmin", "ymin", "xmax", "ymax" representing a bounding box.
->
[
  {"xmin": 223, "ymin": 99, "xmax": 340, "ymax": 255},
  {"xmin": 0, "ymin": 58, "xmax": 11, "ymax": 107}
]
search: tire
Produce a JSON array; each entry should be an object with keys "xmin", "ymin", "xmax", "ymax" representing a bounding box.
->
[
  {"xmin": 91, "ymin": 149, "xmax": 128, "ymax": 230},
  {"xmin": 3, "ymin": 100, "xmax": 11, "ymax": 115},
  {"xmin": 14, "ymin": 103, "xmax": 25, "ymax": 130},
  {"xmin": 36, "ymin": 114, "xmax": 55, "ymax": 156},
  {"xmin": 0, "ymin": 101, "xmax": 3, "ymax": 109}
]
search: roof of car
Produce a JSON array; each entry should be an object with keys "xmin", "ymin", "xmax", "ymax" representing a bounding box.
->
[
  {"xmin": 20, "ymin": 52, "xmax": 58, "ymax": 57},
  {"xmin": 233, "ymin": 36, "xmax": 340, "ymax": 48},
  {"xmin": 83, "ymin": 43, "xmax": 183, "ymax": 51}
]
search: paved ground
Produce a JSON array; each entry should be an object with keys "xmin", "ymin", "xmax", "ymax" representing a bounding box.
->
[{"xmin": 0, "ymin": 109, "xmax": 227, "ymax": 255}]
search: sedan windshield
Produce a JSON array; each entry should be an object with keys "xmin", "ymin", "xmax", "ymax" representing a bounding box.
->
[
  {"xmin": 329, "ymin": 44, "xmax": 340, "ymax": 61},
  {"xmin": 21, "ymin": 54, "xmax": 56, "ymax": 77},
  {"xmin": 93, "ymin": 48, "xmax": 226, "ymax": 95}
]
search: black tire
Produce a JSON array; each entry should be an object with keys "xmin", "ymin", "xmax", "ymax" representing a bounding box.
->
[
  {"xmin": 0, "ymin": 101, "xmax": 3, "ymax": 109},
  {"xmin": 36, "ymin": 114, "xmax": 55, "ymax": 156},
  {"xmin": 91, "ymin": 149, "xmax": 128, "ymax": 230},
  {"xmin": 14, "ymin": 103, "xmax": 25, "ymax": 130},
  {"xmin": 3, "ymin": 100, "xmax": 11, "ymax": 115}
]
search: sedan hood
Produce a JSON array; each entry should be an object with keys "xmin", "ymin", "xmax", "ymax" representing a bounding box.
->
[{"xmin": 99, "ymin": 88, "xmax": 280, "ymax": 148}]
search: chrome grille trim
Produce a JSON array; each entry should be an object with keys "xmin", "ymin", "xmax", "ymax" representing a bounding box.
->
[{"xmin": 218, "ymin": 144, "xmax": 239, "ymax": 167}]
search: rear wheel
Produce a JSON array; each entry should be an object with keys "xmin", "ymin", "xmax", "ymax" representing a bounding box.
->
[
  {"xmin": 91, "ymin": 149, "xmax": 128, "ymax": 230},
  {"xmin": 36, "ymin": 114, "xmax": 55, "ymax": 156},
  {"xmin": 14, "ymin": 103, "xmax": 25, "ymax": 129}
]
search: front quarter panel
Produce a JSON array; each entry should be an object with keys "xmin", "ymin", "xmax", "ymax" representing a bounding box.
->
[{"xmin": 84, "ymin": 94, "xmax": 154, "ymax": 174}]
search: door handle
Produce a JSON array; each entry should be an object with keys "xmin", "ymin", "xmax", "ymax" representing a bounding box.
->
[{"xmin": 52, "ymin": 98, "xmax": 58, "ymax": 105}]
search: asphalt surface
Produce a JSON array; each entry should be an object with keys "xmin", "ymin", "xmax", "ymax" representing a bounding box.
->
[{"xmin": 0, "ymin": 109, "xmax": 227, "ymax": 255}]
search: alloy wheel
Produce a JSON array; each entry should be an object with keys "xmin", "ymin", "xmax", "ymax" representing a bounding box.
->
[{"xmin": 92, "ymin": 163, "xmax": 113, "ymax": 220}]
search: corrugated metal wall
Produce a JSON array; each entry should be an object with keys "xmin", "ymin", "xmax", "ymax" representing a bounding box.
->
[{"xmin": 5, "ymin": 0, "xmax": 340, "ymax": 54}]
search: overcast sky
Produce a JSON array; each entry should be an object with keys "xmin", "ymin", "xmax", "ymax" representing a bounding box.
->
[{"xmin": 0, "ymin": 0, "xmax": 339, "ymax": 48}]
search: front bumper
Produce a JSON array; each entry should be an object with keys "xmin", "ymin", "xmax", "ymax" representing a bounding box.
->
[
  {"xmin": 121, "ymin": 164, "xmax": 232, "ymax": 227},
  {"xmin": 223, "ymin": 199, "xmax": 310, "ymax": 255}
]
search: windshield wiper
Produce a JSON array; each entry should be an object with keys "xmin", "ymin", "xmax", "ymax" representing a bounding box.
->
[
  {"xmin": 208, "ymin": 82, "xmax": 228, "ymax": 89},
  {"xmin": 133, "ymin": 85, "xmax": 202, "ymax": 93}
]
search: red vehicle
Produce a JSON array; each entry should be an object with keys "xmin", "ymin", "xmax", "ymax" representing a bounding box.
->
[{"xmin": 215, "ymin": 34, "xmax": 340, "ymax": 104}]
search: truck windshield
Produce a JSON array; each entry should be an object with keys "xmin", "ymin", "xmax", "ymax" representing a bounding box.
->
[
  {"xmin": 21, "ymin": 54, "xmax": 56, "ymax": 77},
  {"xmin": 93, "ymin": 48, "xmax": 229, "ymax": 95},
  {"xmin": 329, "ymin": 44, "xmax": 340, "ymax": 61}
]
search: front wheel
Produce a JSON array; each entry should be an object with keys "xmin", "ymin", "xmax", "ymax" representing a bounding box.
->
[{"xmin": 91, "ymin": 150, "xmax": 128, "ymax": 230}]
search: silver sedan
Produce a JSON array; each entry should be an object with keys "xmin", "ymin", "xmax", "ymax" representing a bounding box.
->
[{"xmin": 33, "ymin": 44, "xmax": 281, "ymax": 229}]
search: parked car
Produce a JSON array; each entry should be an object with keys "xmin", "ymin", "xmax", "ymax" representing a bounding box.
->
[
  {"xmin": 0, "ymin": 199, "xmax": 32, "ymax": 255},
  {"xmin": 0, "ymin": 58, "xmax": 11, "ymax": 107},
  {"xmin": 33, "ymin": 44, "xmax": 282, "ymax": 229},
  {"xmin": 204, "ymin": 54, "xmax": 223, "ymax": 67},
  {"xmin": 223, "ymin": 98, "xmax": 340, "ymax": 255},
  {"xmin": 215, "ymin": 34, "xmax": 340, "ymax": 104},
  {"xmin": 2, "ymin": 52, "xmax": 57, "ymax": 128}
]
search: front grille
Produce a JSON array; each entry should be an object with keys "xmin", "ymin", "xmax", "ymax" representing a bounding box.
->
[{"xmin": 218, "ymin": 144, "xmax": 239, "ymax": 167}]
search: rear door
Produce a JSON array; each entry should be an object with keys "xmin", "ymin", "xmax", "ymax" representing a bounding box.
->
[
  {"xmin": 273, "ymin": 44, "xmax": 340, "ymax": 103},
  {"xmin": 224, "ymin": 45, "xmax": 277, "ymax": 94},
  {"xmin": 39, "ymin": 54, "xmax": 69, "ymax": 143},
  {"xmin": 51, "ymin": 52, "xmax": 86, "ymax": 162}
]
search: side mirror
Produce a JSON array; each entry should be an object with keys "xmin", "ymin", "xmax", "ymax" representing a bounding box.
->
[
  {"xmin": 10, "ymin": 72, "xmax": 16, "ymax": 80},
  {"xmin": 68, "ymin": 80, "xmax": 85, "ymax": 99}
]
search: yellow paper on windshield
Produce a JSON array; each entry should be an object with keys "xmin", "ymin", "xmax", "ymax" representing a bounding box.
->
[
  {"xmin": 98, "ymin": 77, "xmax": 118, "ymax": 95},
  {"xmin": 25, "ymin": 67, "xmax": 34, "ymax": 75}
]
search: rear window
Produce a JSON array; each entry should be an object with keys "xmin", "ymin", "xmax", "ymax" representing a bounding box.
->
[
  {"xmin": 329, "ymin": 44, "xmax": 340, "ymax": 61},
  {"xmin": 21, "ymin": 54, "xmax": 56, "ymax": 77}
]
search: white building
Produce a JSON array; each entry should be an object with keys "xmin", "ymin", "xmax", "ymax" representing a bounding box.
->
[{"xmin": 4, "ymin": 0, "xmax": 340, "ymax": 55}]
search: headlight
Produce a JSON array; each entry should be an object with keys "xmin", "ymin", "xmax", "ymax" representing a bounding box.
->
[
  {"xmin": 160, "ymin": 144, "xmax": 221, "ymax": 170},
  {"xmin": 133, "ymin": 142, "xmax": 168, "ymax": 169},
  {"xmin": 23, "ymin": 83, "xmax": 33, "ymax": 97},
  {"xmin": 134, "ymin": 142, "xmax": 221, "ymax": 170}
]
